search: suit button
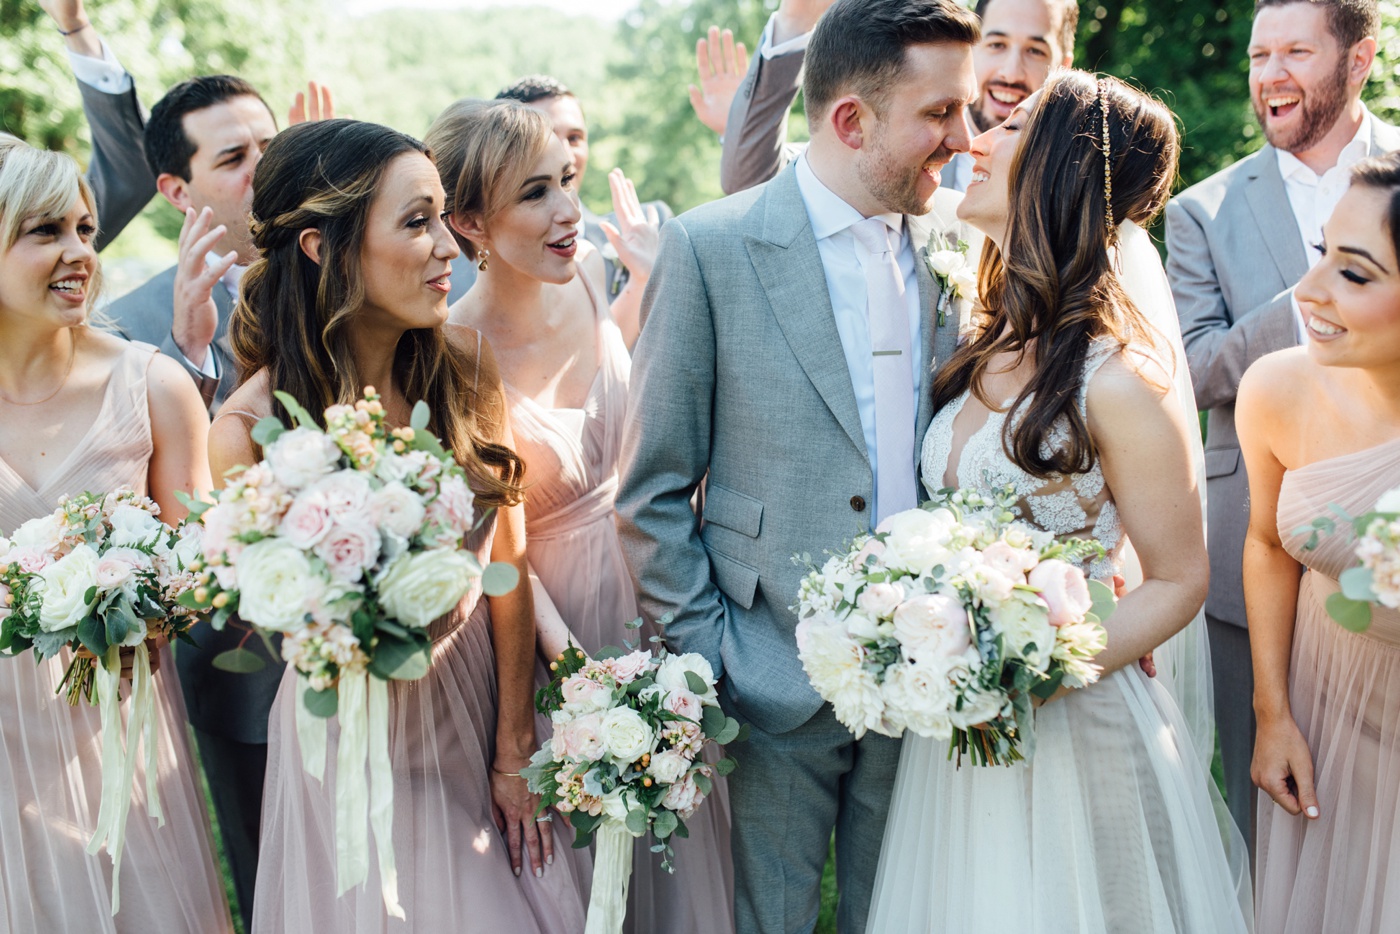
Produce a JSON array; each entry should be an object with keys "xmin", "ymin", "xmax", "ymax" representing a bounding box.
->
[{"xmin": 850, "ymin": 495, "xmax": 866, "ymax": 512}]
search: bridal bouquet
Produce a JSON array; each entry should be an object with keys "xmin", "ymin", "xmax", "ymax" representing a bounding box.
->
[
  {"xmin": 523, "ymin": 630, "xmax": 743, "ymax": 934},
  {"xmin": 0, "ymin": 489, "xmax": 203, "ymax": 912},
  {"xmin": 180, "ymin": 388, "xmax": 518, "ymax": 919},
  {"xmin": 1301, "ymin": 485, "xmax": 1400, "ymax": 632},
  {"xmin": 795, "ymin": 486, "xmax": 1114, "ymax": 766}
]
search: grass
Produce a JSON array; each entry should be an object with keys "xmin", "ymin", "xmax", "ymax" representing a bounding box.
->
[
  {"xmin": 818, "ymin": 836, "xmax": 838, "ymax": 933},
  {"xmin": 190, "ymin": 726, "xmax": 246, "ymax": 934}
]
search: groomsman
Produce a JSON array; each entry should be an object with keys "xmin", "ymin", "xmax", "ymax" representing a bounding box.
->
[
  {"xmin": 39, "ymin": 0, "xmax": 155, "ymax": 250},
  {"xmin": 618, "ymin": 1, "xmax": 980, "ymax": 930},
  {"xmin": 1166, "ymin": 0, "xmax": 1399, "ymax": 849},
  {"xmin": 715, "ymin": 0, "xmax": 1076, "ymax": 194}
]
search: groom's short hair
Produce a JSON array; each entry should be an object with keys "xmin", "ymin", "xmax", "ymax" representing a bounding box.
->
[
  {"xmin": 804, "ymin": 0, "xmax": 980, "ymax": 124},
  {"xmin": 1253, "ymin": 0, "xmax": 1379, "ymax": 49}
]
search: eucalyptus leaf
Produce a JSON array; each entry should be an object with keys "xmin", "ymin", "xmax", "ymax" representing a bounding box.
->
[
  {"xmin": 303, "ymin": 685, "xmax": 339, "ymax": 718},
  {"xmin": 410, "ymin": 400, "xmax": 431, "ymax": 432},
  {"xmin": 652, "ymin": 808, "xmax": 678, "ymax": 839},
  {"xmin": 77, "ymin": 615, "xmax": 108, "ymax": 658},
  {"xmin": 1339, "ymin": 565, "xmax": 1377, "ymax": 603},
  {"xmin": 368, "ymin": 633, "xmax": 432, "ymax": 681},
  {"xmin": 213, "ymin": 647, "xmax": 267, "ymax": 673},
  {"xmin": 1086, "ymin": 578, "xmax": 1116, "ymax": 623},
  {"xmin": 250, "ymin": 417, "xmax": 287, "ymax": 448},
  {"xmin": 715, "ymin": 720, "xmax": 740, "ymax": 745},
  {"xmin": 714, "ymin": 756, "xmax": 737, "ymax": 777},
  {"xmin": 625, "ymin": 808, "xmax": 649, "ymax": 836},
  {"xmin": 481, "ymin": 562, "xmax": 520, "ymax": 597},
  {"xmin": 1326, "ymin": 592, "xmax": 1373, "ymax": 632},
  {"xmin": 683, "ymin": 670, "xmax": 708, "ymax": 696},
  {"xmin": 272, "ymin": 391, "xmax": 315, "ymax": 428},
  {"xmin": 700, "ymin": 705, "xmax": 726, "ymax": 739},
  {"xmin": 593, "ymin": 646, "xmax": 626, "ymax": 661},
  {"xmin": 692, "ymin": 771, "xmax": 713, "ymax": 796}
]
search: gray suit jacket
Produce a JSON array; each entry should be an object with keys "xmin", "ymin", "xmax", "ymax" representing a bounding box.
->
[
  {"xmin": 616, "ymin": 165, "xmax": 973, "ymax": 735},
  {"xmin": 79, "ymin": 78, "xmax": 156, "ymax": 253},
  {"xmin": 1166, "ymin": 118, "xmax": 1400, "ymax": 627},
  {"xmin": 720, "ymin": 42, "xmax": 806, "ymax": 195},
  {"xmin": 106, "ymin": 266, "xmax": 237, "ymax": 412}
]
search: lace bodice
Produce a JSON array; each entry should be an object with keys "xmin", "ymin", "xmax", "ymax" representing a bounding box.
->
[{"xmin": 920, "ymin": 339, "xmax": 1124, "ymax": 580}]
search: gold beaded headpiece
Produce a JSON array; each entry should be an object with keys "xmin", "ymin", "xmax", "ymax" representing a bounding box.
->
[{"xmin": 1097, "ymin": 80, "xmax": 1115, "ymax": 233}]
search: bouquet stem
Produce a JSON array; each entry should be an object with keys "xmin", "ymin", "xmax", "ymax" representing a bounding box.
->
[
  {"xmin": 585, "ymin": 821, "xmax": 635, "ymax": 934},
  {"xmin": 949, "ymin": 726, "xmax": 1025, "ymax": 768},
  {"xmin": 59, "ymin": 653, "xmax": 97, "ymax": 706}
]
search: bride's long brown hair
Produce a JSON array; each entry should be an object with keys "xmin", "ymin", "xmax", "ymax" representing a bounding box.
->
[
  {"xmin": 231, "ymin": 119, "xmax": 524, "ymax": 507},
  {"xmin": 931, "ymin": 70, "xmax": 1179, "ymax": 478}
]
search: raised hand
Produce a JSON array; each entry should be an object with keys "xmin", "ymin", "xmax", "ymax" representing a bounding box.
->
[
  {"xmin": 599, "ymin": 168, "xmax": 661, "ymax": 283},
  {"xmin": 172, "ymin": 206, "xmax": 236, "ymax": 370},
  {"xmin": 39, "ymin": 0, "xmax": 102, "ymax": 57},
  {"xmin": 773, "ymin": 0, "xmax": 838, "ymax": 44},
  {"xmin": 688, "ymin": 26, "xmax": 749, "ymax": 136},
  {"xmin": 288, "ymin": 81, "xmax": 335, "ymax": 126}
]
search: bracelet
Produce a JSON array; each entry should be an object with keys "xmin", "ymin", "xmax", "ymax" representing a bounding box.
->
[
  {"xmin": 57, "ymin": 20, "xmax": 91, "ymax": 36},
  {"xmin": 491, "ymin": 766, "xmax": 521, "ymax": 778}
]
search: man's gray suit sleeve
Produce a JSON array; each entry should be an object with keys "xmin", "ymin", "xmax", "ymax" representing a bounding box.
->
[
  {"xmin": 616, "ymin": 219, "xmax": 727, "ymax": 677},
  {"xmin": 719, "ymin": 45, "xmax": 805, "ymax": 195},
  {"xmin": 78, "ymin": 80, "xmax": 155, "ymax": 253},
  {"xmin": 1166, "ymin": 197, "xmax": 1299, "ymax": 411}
]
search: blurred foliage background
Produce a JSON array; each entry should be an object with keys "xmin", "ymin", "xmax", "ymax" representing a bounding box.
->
[{"xmin": 2, "ymin": 0, "xmax": 1399, "ymax": 258}]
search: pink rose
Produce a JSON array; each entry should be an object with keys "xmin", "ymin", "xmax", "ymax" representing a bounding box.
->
[
  {"xmin": 200, "ymin": 502, "xmax": 242, "ymax": 562},
  {"xmin": 605, "ymin": 650, "xmax": 652, "ymax": 684},
  {"xmin": 307, "ymin": 471, "xmax": 372, "ymax": 522},
  {"xmin": 427, "ymin": 475, "xmax": 476, "ymax": 538},
  {"xmin": 370, "ymin": 482, "xmax": 426, "ymax": 539},
  {"xmin": 892, "ymin": 593, "xmax": 972, "ymax": 659},
  {"xmin": 1027, "ymin": 559, "xmax": 1093, "ymax": 627},
  {"xmin": 9, "ymin": 546, "xmax": 55, "ymax": 574},
  {"xmin": 854, "ymin": 537, "xmax": 887, "ymax": 568},
  {"xmin": 857, "ymin": 582, "xmax": 904, "ymax": 619},
  {"xmin": 313, "ymin": 520, "xmax": 381, "ymax": 583},
  {"xmin": 279, "ymin": 491, "xmax": 334, "ymax": 549},
  {"xmin": 561, "ymin": 675, "xmax": 612, "ymax": 713},
  {"xmin": 664, "ymin": 688, "xmax": 702, "ymax": 722},
  {"xmin": 551, "ymin": 712, "xmax": 605, "ymax": 760},
  {"xmin": 982, "ymin": 540, "xmax": 1037, "ymax": 580},
  {"xmin": 95, "ymin": 547, "xmax": 150, "ymax": 589},
  {"xmin": 660, "ymin": 773, "xmax": 704, "ymax": 818}
]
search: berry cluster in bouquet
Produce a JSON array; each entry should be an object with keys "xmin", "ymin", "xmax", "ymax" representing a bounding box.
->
[
  {"xmin": 1299, "ymin": 485, "xmax": 1400, "ymax": 632},
  {"xmin": 523, "ymin": 620, "xmax": 743, "ymax": 934},
  {"xmin": 795, "ymin": 486, "xmax": 1115, "ymax": 767},
  {"xmin": 0, "ymin": 489, "xmax": 204, "ymax": 911},
  {"xmin": 180, "ymin": 387, "xmax": 518, "ymax": 919}
]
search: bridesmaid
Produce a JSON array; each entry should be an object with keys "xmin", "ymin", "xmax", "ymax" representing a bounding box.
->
[
  {"xmin": 213, "ymin": 119, "xmax": 586, "ymax": 932},
  {"xmin": 1239, "ymin": 150, "xmax": 1400, "ymax": 934},
  {"xmin": 0, "ymin": 136, "xmax": 231, "ymax": 931},
  {"xmin": 425, "ymin": 99, "xmax": 735, "ymax": 934}
]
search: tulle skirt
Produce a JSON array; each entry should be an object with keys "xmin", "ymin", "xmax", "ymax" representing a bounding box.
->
[
  {"xmin": 0, "ymin": 646, "xmax": 232, "ymax": 933},
  {"xmin": 1255, "ymin": 571, "xmax": 1400, "ymax": 934},
  {"xmin": 866, "ymin": 664, "xmax": 1252, "ymax": 934},
  {"xmin": 528, "ymin": 513, "xmax": 734, "ymax": 934},
  {"xmin": 252, "ymin": 600, "xmax": 589, "ymax": 933}
]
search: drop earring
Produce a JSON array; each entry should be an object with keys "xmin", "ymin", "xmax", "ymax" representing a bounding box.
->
[{"xmin": 477, "ymin": 248, "xmax": 490, "ymax": 272}]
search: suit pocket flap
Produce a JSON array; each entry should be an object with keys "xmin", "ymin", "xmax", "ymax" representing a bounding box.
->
[
  {"xmin": 702, "ymin": 483, "xmax": 763, "ymax": 538},
  {"xmin": 1204, "ymin": 448, "xmax": 1240, "ymax": 479},
  {"xmin": 709, "ymin": 548, "xmax": 760, "ymax": 610}
]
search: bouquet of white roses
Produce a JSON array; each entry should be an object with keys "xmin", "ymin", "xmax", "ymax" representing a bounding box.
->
[
  {"xmin": 523, "ymin": 627, "xmax": 743, "ymax": 934},
  {"xmin": 0, "ymin": 489, "xmax": 203, "ymax": 912},
  {"xmin": 1299, "ymin": 485, "xmax": 1400, "ymax": 632},
  {"xmin": 795, "ymin": 486, "xmax": 1114, "ymax": 767},
  {"xmin": 180, "ymin": 387, "xmax": 518, "ymax": 919}
]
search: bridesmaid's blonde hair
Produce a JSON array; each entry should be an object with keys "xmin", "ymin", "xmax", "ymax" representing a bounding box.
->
[
  {"xmin": 424, "ymin": 99, "xmax": 555, "ymax": 261},
  {"xmin": 0, "ymin": 135, "xmax": 104, "ymax": 304}
]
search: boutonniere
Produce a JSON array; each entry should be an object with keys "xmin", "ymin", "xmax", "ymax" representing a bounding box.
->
[
  {"xmin": 924, "ymin": 236, "xmax": 976, "ymax": 327},
  {"xmin": 599, "ymin": 241, "xmax": 627, "ymax": 295}
]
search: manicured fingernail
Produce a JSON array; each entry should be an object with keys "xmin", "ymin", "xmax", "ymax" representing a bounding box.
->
[
  {"xmin": 1306, "ymin": 806, "xmax": 1319, "ymax": 818},
  {"xmin": 547, "ymin": 854, "xmax": 554, "ymax": 865},
  {"xmin": 513, "ymin": 867, "xmax": 521, "ymax": 877},
  {"xmin": 535, "ymin": 867, "xmax": 543, "ymax": 878}
]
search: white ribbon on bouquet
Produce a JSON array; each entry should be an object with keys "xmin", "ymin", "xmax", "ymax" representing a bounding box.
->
[{"xmin": 585, "ymin": 820, "xmax": 638, "ymax": 934}]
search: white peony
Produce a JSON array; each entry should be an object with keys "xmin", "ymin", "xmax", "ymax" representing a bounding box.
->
[
  {"xmin": 11, "ymin": 514, "xmax": 64, "ymax": 551},
  {"xmin": 376, "ymin": 549, "xmax": 477, "ymax": 628},
  {"xmin": 370, "ymin": 482, "xmax": 426, "ymax": 538},
  {"xmin": 857, "ymin": 582, "xmax": 904, "ymax": 620},
  {"xmin": 892, "ymin": 592, "xmax": 972, "ymax": 660},
  {"xmin": 598, "ymin": 707, "xmax": 655, "ymax": 764},
  {"xmin": 878, "ymin": 508, "xmax": 956, "ymax": 574},
  {"xmin": 107, "ymin": 504, "xmax": 163, "ymax": 548},
  {"xmin": 36, "ymin": 543, "xmax": 100, "ymax": 631},
  {"xmin": 647, "ymin": 747, "xmax": 693, "ymax": 785},
  {"xmin": 883, "ymin": 659, "xmax": 954, "ymax": 739},
  {"xmin": 655, "ymin": 653, "xmax": 718, "ymax": 706},
  {"xmin": 236, "ymin": 539, "xmax": 324, "ymax": 631},
  {"xmin": 990, "ymin": 591, "xmax": 1055, "ymax": 671},
  {"xmin": 265, "ymin": 427, "xmax": 341, "ymax": 490}
]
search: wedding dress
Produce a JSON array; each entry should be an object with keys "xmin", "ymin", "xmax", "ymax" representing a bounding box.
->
[{"xmin": 864, "ymin": 226, "xmax": 1252, "ymax": 933}]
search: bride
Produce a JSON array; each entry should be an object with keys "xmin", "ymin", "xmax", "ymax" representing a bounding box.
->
[{"xmin": 865, "ymin": 70, "xmax": 1252, "ymax": 933}]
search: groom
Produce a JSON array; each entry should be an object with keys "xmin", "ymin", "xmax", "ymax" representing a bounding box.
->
[{"xmin": 616, "ymin": 1, "xmax": 980, "ymax": 931}]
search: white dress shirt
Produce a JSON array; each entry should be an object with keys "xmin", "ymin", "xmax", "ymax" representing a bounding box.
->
[
  {"xmin": 1279, "ymin": 107, "xmax": 1373, "ymax": 339},
  {"xmin": 757, "ymin": 15, "xmax": 970, "ymax": 193},
  {"xmin": 67, "ymin": 40, "xmax": 133, "ymax": 95},
  {"xmin": 795, "ymin": 154, "xmax": 922, "ymax": 520}
]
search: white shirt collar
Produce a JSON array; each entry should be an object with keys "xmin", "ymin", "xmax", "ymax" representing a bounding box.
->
[
  {"xmin": 794, "ymin": 154, "xmax": 904, "ymax": 243},
  {"xmin": 1276, "ymin": 105, "xmax": 1373, "ymax": 183}
]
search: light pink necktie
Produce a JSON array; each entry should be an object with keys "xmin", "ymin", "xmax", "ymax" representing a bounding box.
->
[{"xmin": 851, "ymin": 217, "xmax": 917, "ymax": 523}]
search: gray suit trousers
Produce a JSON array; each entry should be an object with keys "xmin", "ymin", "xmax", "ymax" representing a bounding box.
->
[
  {"xmin": 725, "ymin": 692, "xmax": 901, "ymax": 934},
  {"xmin": 1207, "ymin": 613, "xmax": 1257, "ymax": 859}
]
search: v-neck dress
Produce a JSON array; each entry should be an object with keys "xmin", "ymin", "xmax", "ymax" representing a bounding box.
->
[
  {"xmin": 0, "ymin": 340, "xmax": 232, "ymax": 933},
  {"xmin": 509, "ymin": 273, "xmax": 735, "ymax": 934}
]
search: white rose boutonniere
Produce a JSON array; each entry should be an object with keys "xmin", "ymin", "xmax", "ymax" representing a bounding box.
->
[{"xmin": 925, "ymin": 234, "xmax": 974, "ymax": 327}]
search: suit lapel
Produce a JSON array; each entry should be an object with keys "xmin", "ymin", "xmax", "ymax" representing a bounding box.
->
[
  {"xmin": 747, "ymin": 170, "xmax": 867, "ymax": 459},
  {"xmin": 907, "ymin": 203, "xmax": 971, "ymax": 442},
  {"xmin": 1245, "ymin": 146, "xmax": 1309, "ymax": 285}
]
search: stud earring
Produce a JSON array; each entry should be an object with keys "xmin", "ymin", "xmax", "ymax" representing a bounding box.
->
[{"xmin": 477, "ymin": 248, "xmax": 490, "ymax": 272}]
